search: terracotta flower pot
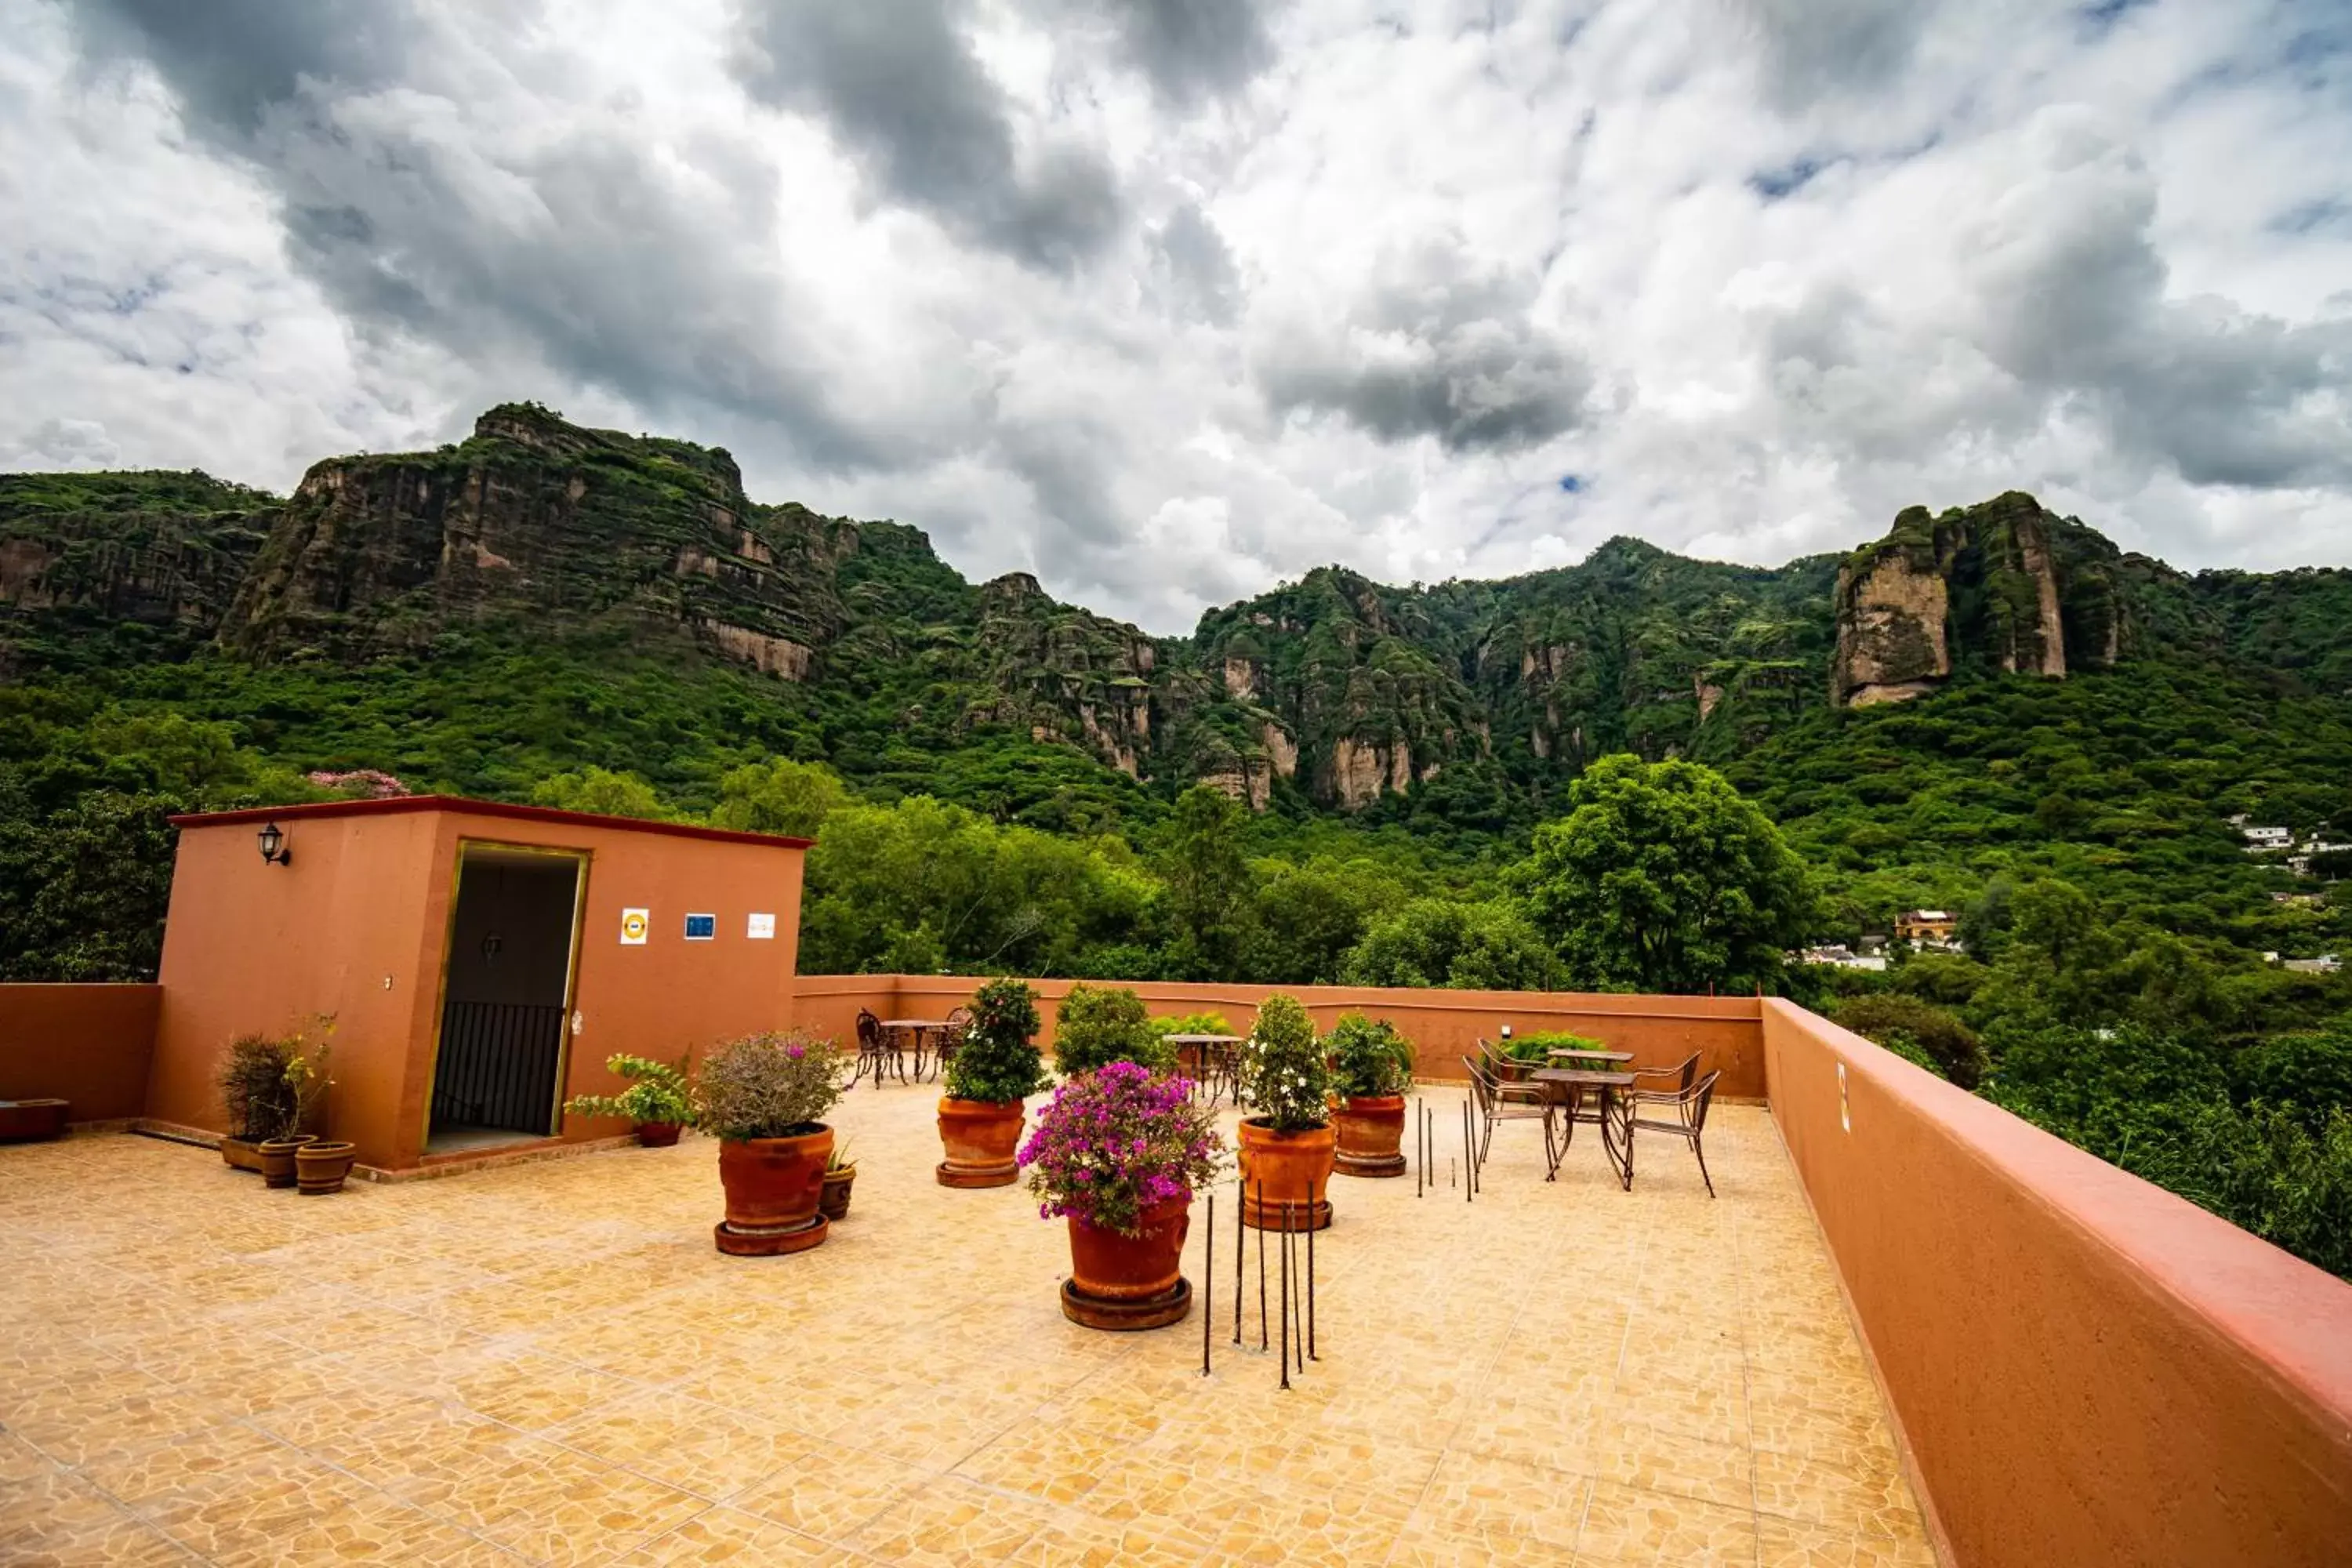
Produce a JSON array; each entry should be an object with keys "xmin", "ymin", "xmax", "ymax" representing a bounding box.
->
[
  {"xmin": 715, "ymin": 1126, "xmax": 833, "ymax": 1256},
  {"xmin": 220, "ymin": 1135, "xmax": 264, "ymax": 1171},
  {"xmin": 1237, "ymin": 1117, "xmax": 1334, "ymax": 1230},
  {"xmin": 819, "ymin": 1164, "xmax": 857, "ymax": 1221},
  {"xmin": 1062, "ymin": 1196, "xmax": 1195, "ymax": 1330},
  {"xmin": 257, "ymin": 1134, "xmax": 318, "ymax": 1189},
  {"xmin": 637, "ymin": 1121, "xmax": 683, "ymax": 1148},
  {"xmin": 295, "ymin": 1141, "xmax": 358, "ymax": 1195},
  {"xmin": 1334, "ymin": 1094, "xmax": 1408, "ymax": 1178},
  {"xmin": 936, "ymin": 1097, "xmax": 1024, "ymax": 1189},
  {"xmin": 0, "ymin": 1099, "xmax": 69, "ymax": 1142}
]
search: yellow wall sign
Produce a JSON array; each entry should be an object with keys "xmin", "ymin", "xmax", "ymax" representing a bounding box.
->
[{"xmin": 619, "ymin": 907, "xmax": 649, "ymax": 946}]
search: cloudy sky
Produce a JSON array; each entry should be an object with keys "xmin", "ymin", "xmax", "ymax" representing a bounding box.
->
[{"xmin": 3, "ymin": 1, "xmax": 2349, "ymax": 632}]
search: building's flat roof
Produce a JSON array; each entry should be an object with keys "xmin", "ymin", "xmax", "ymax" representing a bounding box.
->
[{"xmin": 169, "ymin": 793, "xmax": 813, "ymax": 850}]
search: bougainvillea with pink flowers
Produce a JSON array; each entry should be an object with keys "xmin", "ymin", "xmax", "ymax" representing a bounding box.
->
[{"xmin": 1018, "ymin": 1062, "xmax": 1225, "ymax": 1236}]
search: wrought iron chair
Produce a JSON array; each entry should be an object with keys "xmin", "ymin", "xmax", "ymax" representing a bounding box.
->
[
  {"xmin": 1628, "ymin": 1068, "xmax": 1719, "ymax": 1196},
  {"xmin": 1631, "ymin": 1051, "xmax": 1700, "ymax": 1097},
  {"xmin": 1462, "ymin": 1054, "xmax": 1555, "ymax": 1173},
  {"xmin": 933, "ymin": 1006, "xmax": 972, "ymax": 1084},
  {"xmin": 855, "ymin": 1010, "xmax": 902, "ymax": 1087},
  {"xmin": 1474, "ymin": 1036, "xmax": 1529, "ymax": 1083}
]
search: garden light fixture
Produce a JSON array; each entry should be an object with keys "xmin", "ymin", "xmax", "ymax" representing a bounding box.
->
[{"xmin": 256, "ymin": 822, "xmax": 292, "ymax": 866}]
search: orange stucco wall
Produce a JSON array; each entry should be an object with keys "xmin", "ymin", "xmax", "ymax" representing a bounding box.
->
[
  {"xmin": 794, "ymin": 974, "xmax": 1765, "ymax": 1097},
  {"xmin": 1762, "ymin": 999, "xmax": 2352, "ymax": 1568},
  {"xmin": 0, "ymin": 984, "xmax": 162, "ymax": 1123},
  {"xmin": 149, "ymin": 800, "xmax": 806, "ymax": 1171}
]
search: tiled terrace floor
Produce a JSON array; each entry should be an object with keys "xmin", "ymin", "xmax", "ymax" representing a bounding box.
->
[{"xmin": 2, "ymin": 1087, "xmax": 1931, "ymax": 1566}]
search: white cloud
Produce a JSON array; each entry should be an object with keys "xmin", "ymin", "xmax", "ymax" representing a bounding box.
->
[{"xmin": 2, "ymin": 0, "xmax": 2347, "ymax": 633}]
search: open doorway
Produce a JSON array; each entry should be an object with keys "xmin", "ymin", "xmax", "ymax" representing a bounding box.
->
[{"xmin": 426, "ymin": 844, "xmax": 586, "ymax": 1155}]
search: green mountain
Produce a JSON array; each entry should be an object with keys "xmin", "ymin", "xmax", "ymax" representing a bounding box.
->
[{"xmin": 3, "ymin": 402, "xmax": 2347, "ymax": 950}]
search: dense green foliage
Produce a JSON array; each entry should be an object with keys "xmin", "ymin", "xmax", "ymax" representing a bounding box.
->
[
  {"xmin": 562, "ymin": 1053, "xmax": 695, "ymax": 1127},
  {"xmin": 945, "ymin": 978, "xmax": 1048, "ymax": 1104},
  {"xmin": 1516, "ymin": 756, "xmax": 1813, "ymax": 993},
  {"xmin": 1051, "ymin": 983, "xmax": 1172, "ymax": 1076},
  {"xmin": 1327, "ymin": 1012, "xmax": 1416, "ymax": 1098}
]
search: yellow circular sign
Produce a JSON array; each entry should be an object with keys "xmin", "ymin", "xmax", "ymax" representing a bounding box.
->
[{"xmin": 620, "ymin": 910, "xmax": 648, "ymax": 942}]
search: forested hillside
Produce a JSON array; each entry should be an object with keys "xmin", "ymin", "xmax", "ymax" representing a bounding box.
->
[{"xmin": 5, "ymin": 401, "xmax": 2349, "ymax": 1274}]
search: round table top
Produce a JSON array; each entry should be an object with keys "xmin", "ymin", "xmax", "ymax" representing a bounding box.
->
[
  {"xmin": 1162, "ymin": 1033, "xmax": 1245, "ymax": 1045},
  {"xmin": 880, "ymin": 1019, "xmax": 955, "ymax": 1030}
]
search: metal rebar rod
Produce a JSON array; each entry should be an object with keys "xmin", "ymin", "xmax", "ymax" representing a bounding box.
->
[
  {"xmin": 1256, "ymin": 1179, "xmax": 1269, "ymax": 1351},
  {"xmin": 1306, "ymin": 1196, "xmax": 1316, "ymax": 1361},
  {"xmin": 1414, "ymin": 1097, "xmax": 1422, "ymax": 1197},
  {"xmin": 1232, "ymin": 1171, "xmax": 1244, "ymax": 1346},
  {"xmin": 1203, "ymin": 1191, "xmax": 1214, "ymax": 1377},
  {"xmin": 1278, "ymin": 1198, "xmax": 1291, "ymax": 1390},
  {"xmin": 1290, "ymin": 1203, "xmax": 1305, "ymax": 1373}
]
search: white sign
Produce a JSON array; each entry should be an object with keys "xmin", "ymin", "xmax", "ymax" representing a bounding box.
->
[
  {"xmin": 619, "ymin": 908, "xmax": 649, "ymax": 946},
  {"xmin": 746, "ymin": 912, "xmax": 776, "ymax": 940}
]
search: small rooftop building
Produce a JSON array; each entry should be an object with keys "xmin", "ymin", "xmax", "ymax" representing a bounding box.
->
[
  {"xmin": 1893, "ymin": 909, "xmax": 1959, "ymax": 945},
  {"xmin": 146, "ymin": 796, "xmax": 810, "ymax": 1174}
]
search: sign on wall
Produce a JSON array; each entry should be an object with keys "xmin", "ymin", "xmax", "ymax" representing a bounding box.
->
[
  {"xmin": 684, "ymin": 913, "xmax": 717, "ymax": 941},
  {"xmin": 746, "ymin": 912, "xmax": 776, "ymax": 940},
  {"xmin": 619, "ymin": 908, "xmax": 649, "ymax": 946}
]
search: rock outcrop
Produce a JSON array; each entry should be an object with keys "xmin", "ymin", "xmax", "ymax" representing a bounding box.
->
[{"xmin": 1831, "ymin": 492, "xmax": 2125, "ymax": 707}]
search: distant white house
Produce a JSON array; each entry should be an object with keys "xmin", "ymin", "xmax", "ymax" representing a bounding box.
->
[
  {"xmin": 1798, "ymin": 945, "xmax": 1887, "ymax": 972},
  {"xmin": 2271, "ymin": 891, "xmax": 2325, "ymax": 909},
  {"xmin": 2279, "ymin": 955, "xmax": 2342, "ymax": 975},
  {"xmin": 2241, "ymin": 825, "xmax": 2293, "ymax": 851}
]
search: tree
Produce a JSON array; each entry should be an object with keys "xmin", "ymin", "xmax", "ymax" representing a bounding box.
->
[
  {"xmin": 1513, "ymin": 754, "xmax": 1812, "ymax": 994},
  {"xmin": 709, "ymin": 757, "xmax": 848, "ymax": 838},
  {"xmin": 530, "ymin": 767, "xmax": 671, "ymax": 820},
  {"xmin": 1244, "ymin": 860, "xmax": 1377, "ymax": 985},
  {"xmin": 1158, "ymin": 786, "xmax": 1252, "ymax": 981},
  {"xmin": 1831, "ymin": 993, "xmax": 1987, "ymax": 1088},
  {"xmin": 1341, "ymin": 898, "xmax": 1559, "ymax": 991}
]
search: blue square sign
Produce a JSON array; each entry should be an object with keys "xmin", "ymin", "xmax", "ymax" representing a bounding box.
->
[{"xmin": 683, "ymin": 913, "xmax": 717, "ymax": 941}]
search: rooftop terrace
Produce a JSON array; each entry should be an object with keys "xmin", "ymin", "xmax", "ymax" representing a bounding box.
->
[{"xmin": 2, "ymin": 1083, "xmax": 1929, "ymax": 1566}]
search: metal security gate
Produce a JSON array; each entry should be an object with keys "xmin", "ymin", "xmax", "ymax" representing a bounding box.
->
[{"xmin": 428, "ymin": 1000, "xmax": 568, "ymax": 1135}]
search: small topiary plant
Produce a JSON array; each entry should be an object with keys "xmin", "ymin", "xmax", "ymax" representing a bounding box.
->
[
  {"xmin": 694, "ymin": 1031, "xmax": 845, "ymax": 1141},
  {"xmin": 1054, "ymin": 983, "xmax": 1173, "ymax": 1076},
  {"xmin": 564, "ymin": 1052, "xmax": 694, "ymax": 1127},
  {"xmin": 1327, "ymin": 1012, "xmax": 1416, "ymax": 1099},
  {"xmin": 946, "ymin": 978, "xmax": 1049, "ymax": 1105},
  {"xmin": 1240, "ymin": 993, "xmax": 1330, "ymax": 1133}
]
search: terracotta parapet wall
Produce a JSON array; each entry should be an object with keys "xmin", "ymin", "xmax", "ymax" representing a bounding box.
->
[
  {"xmin": 0, "ymin": 984, "xmax": 162, "ymax": 1123},
  {"xmin": 1761, "ymin": 999, "xmax": 2352, "ymax": 1568},
  {"xmin": 794, "ymin": 975, "xmax": 1766, "ymax": 1098}
]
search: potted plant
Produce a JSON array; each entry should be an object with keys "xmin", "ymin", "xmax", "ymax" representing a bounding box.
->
[
  {"xmin": 819, "ymin": 1138, "xmax": 857, "ymax": 1221},
  {"xmin": 937, "ymin": 978, "xmax": 1047, "ymax": 1188},
  {"xmin": 1053, "ymin": 983, "xmax": 1175, "ymax": 1076},
  {"xmin": 563, "ymin": 1052, "xmax": 694, "ymax": 1146},
  {"xmin": 216, "ymin": 1033, "xmax": 297, "ymax": 1171},
  {"xmin": 258, "ymin": 1025, "xmax": 334, "ymax": 1189},
  {"xmin": 699, "ymin": 1029, "xmax": 847, "ymax": 1255},
  {"xmin": 1020, "ymin": 1062, "xmax": 1224, "ymax": 1330},
  {"xmin": 1327, "ymin": 1012, "xmax": 1415, "ymax": 1178},
  {"xmin": 1236, "ymin": 994, "xmax": 1335, "ymax": 1231}
]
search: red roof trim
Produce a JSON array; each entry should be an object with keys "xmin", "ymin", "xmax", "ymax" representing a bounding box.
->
[{"xmin": 167, "ymin": 794, "xmax": 813, "ymax": 850}]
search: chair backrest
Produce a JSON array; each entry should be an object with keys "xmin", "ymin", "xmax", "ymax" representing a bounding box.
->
[
  {"xmin": 1665, "ymin": 1051, "xmax": 1700, "ymax": 1095},
  {"xmin": 855, "ymin": 1011, "xmax": 882, "ymax": 1049},
  {"xmin": 1687, "ymin": 1070, "xmax": 1720, "ymax": 1134},
  {"xmin": 1460, "ymin": 1056, "xmax": 1496, "ymax": 1112},
  {"xmin": 1475, "ymin": 1037, "xmax": 1524, "ymax": 1081},
  {"xmin": 946, "ymin": 1006, "xmax": 972, "ymax": 1028}
]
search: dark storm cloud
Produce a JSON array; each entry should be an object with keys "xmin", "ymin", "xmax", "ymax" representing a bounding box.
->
[
  {"xmin": 1086, "ymin": 0, "xmax": 1283, "ymax": 106},
  {"xmin": 68, "ymin": 0, "xmax": 408, "ymax": 133},
  {"xmin": 1969, "ymin": 132, "xmax": 2352, "ymax": 491},
  {"xmin": 730, "ymin": 0, "xmax": 1123, "ymax": 272},
  {"xmin": 1256, "ymin": 234, "xmax": 1588, "ymax": 454},
  {"xmin": 62, "ymin": 0, "xmax": 880, "ymax": 470}
]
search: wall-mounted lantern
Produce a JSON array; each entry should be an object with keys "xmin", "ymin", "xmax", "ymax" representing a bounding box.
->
[{"xmin": 256, "ymin": 822, "xmax": 292, "ymax": 867}]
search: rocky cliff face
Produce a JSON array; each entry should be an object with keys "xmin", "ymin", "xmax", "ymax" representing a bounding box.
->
[
  {"xmin": 1830, "ymin": 492, "xmax": 2125, "ymax": 707},
  {"xmin": 15, "ymin": 404, "xmax": 2305, "ymax": 826}
]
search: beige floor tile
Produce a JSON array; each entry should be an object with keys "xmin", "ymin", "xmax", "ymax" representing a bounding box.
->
[{"xmin": 0, "ymin": 1096, "xmax": 1929, "ymax": 1565}]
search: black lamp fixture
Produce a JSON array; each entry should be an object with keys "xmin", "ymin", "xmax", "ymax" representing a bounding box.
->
[{"xmin": 256, "ymin": 822, "xmax": 292, "ymax": 867}]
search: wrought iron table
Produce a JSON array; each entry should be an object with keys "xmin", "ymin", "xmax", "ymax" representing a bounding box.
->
[{"xmin": 1531, "ymin": 1067, "xmax": 1637, "ymax": 1189}]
